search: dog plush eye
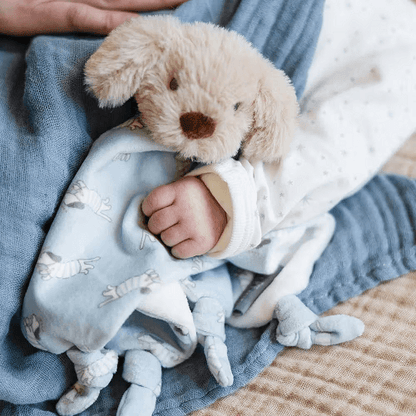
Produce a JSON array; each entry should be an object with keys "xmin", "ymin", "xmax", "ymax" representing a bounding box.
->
[
  {"xmin": 169, "ymin": 77, "xmax": 179, "ymax": 91},
  {"xmin": 234, "ymin": 102, "xmax": 242, "ymax": 111}
]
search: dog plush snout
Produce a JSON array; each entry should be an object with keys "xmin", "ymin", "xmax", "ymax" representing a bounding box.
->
[{"xmin": 180, "ymin": 112, "xmax": 216, "ymax": 140}]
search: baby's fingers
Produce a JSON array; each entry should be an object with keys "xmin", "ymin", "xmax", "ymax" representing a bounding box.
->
[
  {"xmin": 147, "ymin": 207, "xmax": 178, "ymax": 235},
  {"xmin": 171, "ymin": 239, "xmax": 201, "ymax": 259},
  {"xmin": 160, "ymin": 224, "xmax": 188, "ymax": 247},
  {"xmin": 142, "ymin": 184, "xmax": 176, "ymax": 217}
]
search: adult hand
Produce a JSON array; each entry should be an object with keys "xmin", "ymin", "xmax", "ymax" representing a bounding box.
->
[
  {"xmin": 142, "ymin": 176, "xmax": 227, "ymax": 259},
  {"xmin": 0, "ymin": 0, "xmax": 187, "ymax": 36}
]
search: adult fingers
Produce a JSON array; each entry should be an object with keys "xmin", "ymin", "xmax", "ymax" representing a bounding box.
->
[
  {"xmin": 68, "ymin": 0, "xmax": 187, "ymax": 12},
  {"xmin": 39, "ymin": 2, "xmax": 138, "ymax": 35},
  {"xmin": 2, "ymin": 2, "xmax": 137, "ymax": 36},
  {"xmin": 1, "ymin": 0, "xmax": 187, "ymax": 36}
]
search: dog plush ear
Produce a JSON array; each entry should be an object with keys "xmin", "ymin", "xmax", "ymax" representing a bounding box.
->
[
  {"xmin": 242, "ymin": 65, "xmax": 298, "ymax": 163},
  {"xmin": 84, "ymin": 15, "xmax": 179, "ymax": 108}
]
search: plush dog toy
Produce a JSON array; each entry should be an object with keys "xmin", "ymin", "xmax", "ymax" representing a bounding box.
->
[{"xmin": 84, "ymin": 14, "xmax": 298, "ymax": 165}]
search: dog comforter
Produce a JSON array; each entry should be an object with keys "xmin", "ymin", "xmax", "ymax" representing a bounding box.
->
[{"xmin": 21, "ymin": 124, "xmax": 364, "ymax": 416}]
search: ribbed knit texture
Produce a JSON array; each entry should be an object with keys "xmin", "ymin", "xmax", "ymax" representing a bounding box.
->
[{"xmin": 191, "ymin": 271, "xmax": 416, "ymax": 416}]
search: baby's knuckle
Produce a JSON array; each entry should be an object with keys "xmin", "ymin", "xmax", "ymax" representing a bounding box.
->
[
  {"xmin": 160, "ymin": 235, "xmax": 170, "ymax": 247},
  {"xmin": 156, "ymin": 184, "xmax": 174, "ymax": 203},
  {"xmin": 195, "ymin": 236, "xmax": 211, "ymax": 253},
  {"xmin": 172, "ymin": 247, "xmax": 188, "ymax": 259},
  {"xmin": 146, "ymin": 220, "xmax": 156, "ymax": 234},
  {"xmin": 141, "ymin": 200, "xmax": 152, "ymax": 216}
]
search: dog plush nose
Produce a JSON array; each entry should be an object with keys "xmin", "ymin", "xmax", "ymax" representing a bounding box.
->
[{"xmin": 180, "ymin": 112, "xmax": 216, "ymax": 139}]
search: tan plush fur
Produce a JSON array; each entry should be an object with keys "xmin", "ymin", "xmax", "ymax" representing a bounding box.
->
[{"xmin": 85, "ymin": 15, "xmax": 298, "ymax": 164}]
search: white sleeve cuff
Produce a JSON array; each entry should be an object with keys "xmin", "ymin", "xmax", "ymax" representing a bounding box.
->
[{"xmin": 187, "ymin": 159, "xmax": 261, "ymax": 259}]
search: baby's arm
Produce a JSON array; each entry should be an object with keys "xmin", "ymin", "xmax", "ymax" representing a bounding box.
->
[
  {"xmin": 142, "ymin": 157, "xmax": 262, "ymax": 259},
  {"xmin": 142, "ymin": 176, "xmax": 227, "ymax": 259}
]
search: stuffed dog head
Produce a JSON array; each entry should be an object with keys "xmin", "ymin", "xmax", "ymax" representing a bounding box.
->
[{"xmin": 85, "ymin": 15, "xmax": 298, "ymax": 164}]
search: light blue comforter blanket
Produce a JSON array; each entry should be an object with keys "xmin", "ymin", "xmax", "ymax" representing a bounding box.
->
[{"xmin": 2, "ymin": 1, "xmax": 416, "ymax": 415}]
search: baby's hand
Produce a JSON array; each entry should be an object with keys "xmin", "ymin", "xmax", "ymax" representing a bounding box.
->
[{"xmin": 142, "ymin": 176, "xmax": 227, "ymax": 259}]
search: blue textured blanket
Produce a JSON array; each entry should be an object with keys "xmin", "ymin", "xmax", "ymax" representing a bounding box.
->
[{"xmin": 1, "ymin": 0, "xmax": 416, "ymax": 415}]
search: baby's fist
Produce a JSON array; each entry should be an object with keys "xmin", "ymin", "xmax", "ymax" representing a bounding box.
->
[{"xmin": 142, "ymin": 176, "xmax": 227, "ymax": 259}]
